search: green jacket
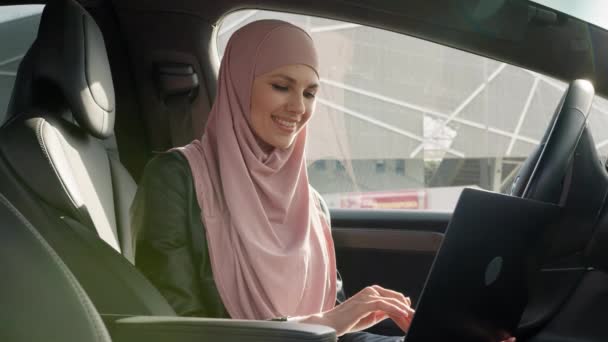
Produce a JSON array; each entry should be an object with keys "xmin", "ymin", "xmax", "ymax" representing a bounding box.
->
[{"xmin": 132, "ymin": 151, "xmax": 343, "ymax": 318}]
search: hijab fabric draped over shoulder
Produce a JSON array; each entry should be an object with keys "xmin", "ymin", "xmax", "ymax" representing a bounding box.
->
[{"xmin": 175, "ymin": 20, "xmax": 337, "ymax": 320}]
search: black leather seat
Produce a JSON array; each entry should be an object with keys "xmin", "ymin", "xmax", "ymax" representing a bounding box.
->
[
  {"xmin": 0, "ymin": 0, "xmax": 175, "ymax": 317},
  {"xmin": 0, "ymin": 193, "xmax": 111, "ymax": 342},
  {"xmin": 0, "ymin": 0, "xmax": 136, "ymax": 262}
]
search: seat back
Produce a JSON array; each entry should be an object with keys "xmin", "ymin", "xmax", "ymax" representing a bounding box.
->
[
  {"xmin": 0, "ymin": 0, "xmax": 175, "ymax": 317},
  {"xmin": 0, "ymin": 193, "xmax": 111, "ymax": 342},
  {"xmin": 0, "ymin": 151, "xmax": 176, "ymax": 316},
  {"xmin": 0, "ymin": 0, "xmax": 136, "ymax": 262}
]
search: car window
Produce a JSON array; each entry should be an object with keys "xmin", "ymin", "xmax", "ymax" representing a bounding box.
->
[
  {"xmin": 0, "ymin": 5, "xmax": 44, "ymax": 122},
  {"xmin": 217, "ymin": 10, "xmax": 608, "ymax": 211}
]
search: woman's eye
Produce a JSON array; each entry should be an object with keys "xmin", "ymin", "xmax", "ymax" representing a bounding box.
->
[
  {"xmin": 272, "ymin": 84, "xmax": 288, "ymax": 92},
  {"xmin": 304, "ymin": 92, "xmax": 316, "ymax": 99}
]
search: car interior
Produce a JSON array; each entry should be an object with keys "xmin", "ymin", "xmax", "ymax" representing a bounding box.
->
[{"xmin": 1, "ymin": 0, "xmax": 608, "ymax": 341}]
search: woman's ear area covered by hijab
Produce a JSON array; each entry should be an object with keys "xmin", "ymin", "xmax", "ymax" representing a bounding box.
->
[{"xmin": 250, "ymin": 64, "xmax": 320, "ymax": 150}]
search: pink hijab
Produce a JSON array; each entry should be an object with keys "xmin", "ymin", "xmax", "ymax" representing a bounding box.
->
[{"xmin": 175, "ymin": 20, "xmax": 337, "ymax": 320}]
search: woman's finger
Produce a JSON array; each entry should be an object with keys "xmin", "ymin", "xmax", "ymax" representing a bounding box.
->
[
  {"xmin": 319, "ymin": 292, "xmax": 415, "ymax": 336},
  {"xmin": 347, "ymin": 289, "xmax": 415, "ymax": 324},
  {"xmin": 370, "ymin": 285, "xmax": 412, "ymax": 307},
  {"xmin": 386, "ymin": 310, "xmax": 413, "ymax": 333},
  {"xmin": 363, "ymin": 297, "xmax": 412, "ymax": 320},
  {"xmin": 351, "ymin": 311, "xmax": 389, "ymax": 332},
  {"xmin": 347, "ymin": 287, "xmax": 409, "ymax": 314},
  {"xmin": 375, "ymin": 297, "xmax": 414, "ymax": 334},
  {"xmin": 368, "ymin": 294, "xmax": 415, "ymax": 316}
]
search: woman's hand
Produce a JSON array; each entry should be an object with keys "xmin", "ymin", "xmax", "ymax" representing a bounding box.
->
[
  {"xmin": 296, "ymin": 285, "xmax": 414, "ymax": 336},
  {"xmin": 294, "ymin": 285, "xmax": 516, "ymax": 341}
]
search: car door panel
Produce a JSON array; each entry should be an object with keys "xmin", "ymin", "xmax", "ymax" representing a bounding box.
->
[
  {"xmin": 331, "ymin": 209, "xmax": 449, "ymax": 300},
  {"xmin": 331, "ymin": 209, "xmax": 450, "ymax": 335}
]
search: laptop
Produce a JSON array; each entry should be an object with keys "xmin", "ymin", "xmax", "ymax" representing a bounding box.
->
[{"xmin": 405, "ymin": 188, "xmax": 559, "ymax": 342}]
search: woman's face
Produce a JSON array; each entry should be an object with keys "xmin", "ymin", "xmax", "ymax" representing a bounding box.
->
[{"xmin": 250, "ymin": 64, "xmax": 319, "ymax": 150}]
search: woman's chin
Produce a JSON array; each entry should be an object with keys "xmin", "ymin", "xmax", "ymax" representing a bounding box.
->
[{"xmin": 266, "ymin": 136, "xmax": 296, "ymax": 150}]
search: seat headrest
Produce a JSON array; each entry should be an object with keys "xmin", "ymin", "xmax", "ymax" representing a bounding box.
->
[{"xmin": 8, "ymin": 0, "xmax": 115, "ymax": 139}]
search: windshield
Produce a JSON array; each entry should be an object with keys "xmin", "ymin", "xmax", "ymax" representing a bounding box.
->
[{"xmin": 532, "ymin": 0, "xmax": 608, "ymax": 30}]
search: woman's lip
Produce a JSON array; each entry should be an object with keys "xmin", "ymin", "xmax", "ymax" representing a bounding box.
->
[{"xmin": 272, "ymin": 115, "xmax": 298, "ymax": 133}]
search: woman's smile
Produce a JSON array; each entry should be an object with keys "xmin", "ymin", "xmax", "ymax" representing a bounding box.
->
[
  {"xmin": 250, "ymin": 64, "xmax": 318, "ymax": 149},
  {"xmin": 271, "ymin": 115, "xmax": 299, "ymax": 133},
  {"xmin": 272, "ymin": 115, "xmax": 298, "ymax": 131}
]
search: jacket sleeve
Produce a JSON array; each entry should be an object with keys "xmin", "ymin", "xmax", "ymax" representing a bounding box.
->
[{"xmin": 131, "ymin": 152, "xmax": 207, "ymax": 317}]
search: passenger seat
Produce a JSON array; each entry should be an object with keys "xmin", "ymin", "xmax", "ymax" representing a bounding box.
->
[
  {"xmin": 0, "ymin": 0, "xmax": 136, "ymax": 262},
  {"xmin": 0, "ymin": 0, "xmax": 169, "ymax": 317},
  {"xmin": 0, "ymin": 193, "xmax": 111, "ymax": 342}
]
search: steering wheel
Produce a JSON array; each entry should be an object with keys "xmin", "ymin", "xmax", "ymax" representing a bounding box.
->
[{"xmin": 510, "ymin": 79, "xmax": 594, "ymax": 203}]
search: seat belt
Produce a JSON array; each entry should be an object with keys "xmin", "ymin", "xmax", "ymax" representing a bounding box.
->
[{"xmin": 155, "ymin": 63, "xmax": 199, "ymax": 147}]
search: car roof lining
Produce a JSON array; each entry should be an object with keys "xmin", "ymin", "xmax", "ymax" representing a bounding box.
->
[
  {"xmin": 3, "ymin": 0, "xmax": 607, "ymax": 99},
  {"xmin": 125, "ymin": 0, "xmax": 608, "ymax": 100}
]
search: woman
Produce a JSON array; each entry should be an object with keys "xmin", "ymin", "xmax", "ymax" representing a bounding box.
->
[{"xmin": 133, "ymin": 19, "xmax": 507, "ymax": 342}]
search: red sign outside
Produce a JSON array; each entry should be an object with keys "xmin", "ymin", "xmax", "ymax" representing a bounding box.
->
[{"xmin": 339, "ymin": 190, "xmax": 427, "ymax": 210}]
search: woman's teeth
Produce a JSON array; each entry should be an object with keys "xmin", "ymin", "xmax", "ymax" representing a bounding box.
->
[{"xmin": 273, "ymin": 116, "xmax": 297, "ymax": 129}]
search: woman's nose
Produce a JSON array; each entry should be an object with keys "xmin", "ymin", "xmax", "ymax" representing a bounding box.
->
[{"xmin": 287, "ymin": 94, "xmax": 306, "ymax": 114}]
